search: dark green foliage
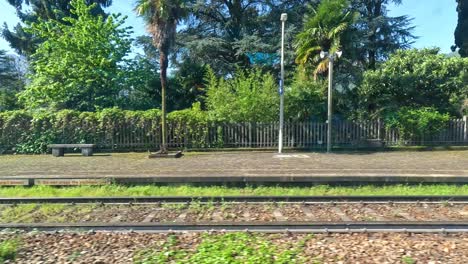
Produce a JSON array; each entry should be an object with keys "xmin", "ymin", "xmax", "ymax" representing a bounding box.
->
[
  {"xmin": 0, "ymin": 51, "xmax": 25, "ymax": 111},
  {"xmin": 285, "ymin": 70, "xmax": 327, "ymax": 121},
  {"xmin": 180, "ymin": 0, "xmax": 313, "ymax": 74},
  {"xmin": 0, "ymin": 107, "xmax": 216, "ymax": 154},
  {"xmin": 2, "ymin": 0, "xmax": 112, "ymax": 55},
  {"xmin": 18, "ymin": 0, "xmax": 132, "ymax": 111},
  {"xmin": 172, "ymin": 59, "xmax": 208, "ymax": 108},
  {"xmin": 295, "ymin": 0, "xmax": 357, "ymax": 78},
  {"xmin": 0, "ymin": 108, "xmax": 161, "ymax": 154},
  {"xmin": 117, "ymin": 56, "xmax": 162, "ymax": 111},
  {"xmin": 349, "ymin": 0, "xmax": 415, "ymax": 69},
  {"xmin": 453, "ymin": 0, "xmax": 468, "ymax": 57},
  {"xmin": 357, "ymin": 48, "xmax": 468, "ymax": 118},
  {"xmin": 385, "ymin": 107, "xmax": 450, "ymax": 142}
]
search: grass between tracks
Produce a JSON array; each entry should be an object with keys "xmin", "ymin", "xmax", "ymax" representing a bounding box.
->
[{"xmin": 0, "ymin": 184, "xmax": 467, "ymax": 197}]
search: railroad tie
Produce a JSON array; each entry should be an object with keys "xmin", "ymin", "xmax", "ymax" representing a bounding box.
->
[
  {"xmin": 301, "ymin": 205, "xmax": 317, "ymax": 221},
  {"xmin": 273, "ymin": 209, "xmax": 287, "ymax": 221},
  {"xmin": 243, "ymin": 211, "xmax": 251, "ymax": 221},
  {"xmin": 174, "ymin": 212, "xmax": 187, "ymax": 222},
  {"xmin": 331, "ymin": 207, "xmax": 352, "ymax": 221},
  {"xmin": 362, "ymin": 207, "xmax": 387, "ymax": 221},
  {"xmin": 13, "ymin": 205, "xmax": 40, "ymax": 223},
  {"xmin": 384, "ymin": 205, "xmax": 416, "ymax": 221},
  {"xmin": 211, "ymin": 210, "xmax": 223, "ymax": 221},
  {"xmin": 110, "ymin": 214, "xmax": 123, "ymax": 223},
  {"xmin": 143, "ymin": 212, "xmax": 158, "ymax": 223}
]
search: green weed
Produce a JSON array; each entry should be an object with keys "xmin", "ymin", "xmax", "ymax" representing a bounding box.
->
[
  {"xmin": 134, "ymin": 232, "xmax": 310, "ymax": 264},
  {"xmin": 0, "ymin": 239, "xmax": 19, "ymax": 263}
]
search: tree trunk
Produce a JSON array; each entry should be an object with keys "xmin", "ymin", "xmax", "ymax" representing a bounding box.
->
[{"xmin": 159, "ymin": 50, "xmax": 168, "ymax": 153}]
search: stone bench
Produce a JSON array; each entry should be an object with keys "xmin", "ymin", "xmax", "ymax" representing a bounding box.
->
[{"xmin": 48, "ymin": 144, "xmax": 96, "ymax": 157}]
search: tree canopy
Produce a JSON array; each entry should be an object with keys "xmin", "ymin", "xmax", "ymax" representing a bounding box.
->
[
  {"xmin": 18, "ymin": 0, "xmax": 132, "ymax": 111},
  {"xmin": 357, "ymin": 48, "xmax": 468, "ymax": 118},
  {"xmin": 2, "ymin": 0, "xmax": 113, "ymax": 55},
  {"xmin": 0, "ymin": 51, "xmax": 25, "ymax": 111},
  {"xmin": 453, "ymin": 0, "xmax": 468, "ymax": 57}
]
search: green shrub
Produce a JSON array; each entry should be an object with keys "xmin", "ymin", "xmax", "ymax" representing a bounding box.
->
[
  {"xmin": 385, "ymin": 107, "xmax": 450, "ymax": 142},
  {"xmin": 0, "ymin": 239, "xmax": 19, "ymax": 263},
  {"xmin": 205, "ymin": 67, "xmax": 279, "ymax": 122},
  {"xmin": 0, "ymin": 108, "xmax": 183, "ymax": 154}
]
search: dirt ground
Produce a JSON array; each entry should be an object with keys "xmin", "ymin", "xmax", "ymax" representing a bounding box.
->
[{"xmin": 0, "ymin": 150, "xmax": 467, "ymax": 178}]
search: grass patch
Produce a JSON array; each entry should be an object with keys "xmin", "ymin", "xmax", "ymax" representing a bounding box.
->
[
  {"xmin": 134, "ymin": 232, "xmax": 308, "ymax": 264},
  {"xmin": 0, "ymin": 204, "xmax": 36, "ymax": 222},
  {"xmin": 0, "ymin": 239, "xmax": 19, "ymax": 263},
  {"xmin": 0, "ymin": 184, "xmax": 467, "ymax": 198}
]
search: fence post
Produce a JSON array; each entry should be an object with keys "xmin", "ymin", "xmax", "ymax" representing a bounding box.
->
[{"xmin": 464, "ymin": 116, "xmax": 467, "ymax": 142}]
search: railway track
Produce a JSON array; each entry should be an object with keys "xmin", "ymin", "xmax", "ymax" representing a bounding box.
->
[
  {"xmin": 1, "ymin": 221, "xmax": 468, "ymax": 233},
  {"xmin": 1, "ymin": 195, "xmax": 468, "ymax": 204},
  {"xmin": 0, "ymin": 195, "xmax": 467, "ymax": 233}
]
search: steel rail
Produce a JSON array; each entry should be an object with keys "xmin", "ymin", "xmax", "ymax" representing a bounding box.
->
[
  {"xmin": 1, "ymin": 195, "xmax": 468, "ymax": 205},
  {"xmin": 1, "ymin": 221, "xmax": 467, "ymax": 233}
]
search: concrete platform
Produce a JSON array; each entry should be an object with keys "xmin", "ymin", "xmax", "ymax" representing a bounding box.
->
[{"xmin": 1, "ymin": 151, "xmax": 468, "ymax": 185}]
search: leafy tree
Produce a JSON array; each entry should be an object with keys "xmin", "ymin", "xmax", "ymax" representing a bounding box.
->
[
  {"xmin": 135, "ymin": 0, "xmax": 189, "ymax": 153},
  {"xmin": 117, "ymin": 56, "xmax": 162, "ymax": 110},
  {"xmin": 285, "ymin": 70, "xmax": 327, "ymax": 121},
  {"xmin": 452, "ymin": 0, "xmax": 468, "ymax": 57},
  {"xmin": 205, "ymin": 67, "xmax": 278, "ymax": 122},
  {"xmin": 18, "ymin": 0, "xmax": 132, "ymax": 111},
  {"xmin": 2, "ymin": 0, "xmax": 112, "ymax": 55},
  {"xmin": 172, "ymin": 59, "xmax": 207, "ymax": 109},
  {"xmin": 130, "ymin": 36, "xmax": 206, "ymax": 111},
  {"xmin": 180, "ymin": 0, "xmax": 314, "ymax": 74},
  {"xmin": 0, "ymin": 51, "xmax": 25, "ymax": 111},
  {"xmin": 295, "ymin": 0, "xmax": 357, "ymax": 78},
  {"xmin": 349, "ymin": 0, "xmax": 415, "ymax": 69},
  {"xmin": 356, "ymin": 48, "xmax": 468, "ymax": 119}
]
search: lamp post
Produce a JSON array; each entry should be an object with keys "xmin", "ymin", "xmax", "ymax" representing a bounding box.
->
[
  {"xmin": 278, "ymin": 13, "xmax": 287, "ymax": 154},
  {"xmin": 320, "ymin": 50, "xmax": 342, "ymax": 153}
]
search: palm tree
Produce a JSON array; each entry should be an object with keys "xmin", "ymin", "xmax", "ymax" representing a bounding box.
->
[
  {"xmin": 295, "ymin": 0, "xmax": 356, "ymax": 79},
  {"xmin": 135, "ymin": 0, "xmax": 187, "ymax": 153}
]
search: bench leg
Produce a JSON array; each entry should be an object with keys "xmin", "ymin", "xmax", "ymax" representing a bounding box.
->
[
  {"xmin": 52, "ymin": 148, "xmax": 64, "ymax": 157},
  {"xmin": 81, "ymin": 148, "xmax": 93, "ymax": 156}
]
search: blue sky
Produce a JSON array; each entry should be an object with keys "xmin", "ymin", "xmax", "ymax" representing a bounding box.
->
[{"xmin": 0, "ymin": 0, "xmax": 458, "ymax": 55}]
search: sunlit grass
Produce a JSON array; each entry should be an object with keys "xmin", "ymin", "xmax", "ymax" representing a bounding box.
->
[{"xmin": 0, "ymin": 184, "xmax": 466, "ymax": 198}]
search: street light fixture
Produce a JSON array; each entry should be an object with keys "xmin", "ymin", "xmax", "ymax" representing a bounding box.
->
[
  {"xmin": 278, "ymin": 13, "xmax": 287, "ymax": 154},
  {"xmin": 321, "ymin": 50, "xmax": 342, "ymax": 153}
]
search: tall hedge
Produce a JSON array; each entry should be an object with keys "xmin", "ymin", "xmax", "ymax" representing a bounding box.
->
[{"xmin": 0, "ymin": 107, "xmax": 210, "ymax": 154}]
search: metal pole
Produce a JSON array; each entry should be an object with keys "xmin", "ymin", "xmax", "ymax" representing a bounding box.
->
[
  {"xmin": 279, "ymin": 13, "xmax": 287, "ymax": 153},
  {"xmin": 327, "ymin": 57, "xmax": 333, "ymax": 153}
]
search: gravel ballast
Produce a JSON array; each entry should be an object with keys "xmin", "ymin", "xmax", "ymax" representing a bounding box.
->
[
  {"xmin": 1, "ymin": 203, "xmax": 467, "ymax": 223},
  {"xmin": 1, "ymin": 232, "xmax": 467, "ymax": 263}
]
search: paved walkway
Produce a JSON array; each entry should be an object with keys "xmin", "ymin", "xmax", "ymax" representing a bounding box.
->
[{"xmin": 1, "ymin": 151, "xmax": 468, "ymax": 183}]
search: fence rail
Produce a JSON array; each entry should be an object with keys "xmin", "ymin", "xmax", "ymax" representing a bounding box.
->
[
  {"xmin": 55, "ymin": 118, "xmax": 468, "ymax": 150},
  {"xmin": 1, "ymin": 117, "xmax": 467, "ymax": 152}
]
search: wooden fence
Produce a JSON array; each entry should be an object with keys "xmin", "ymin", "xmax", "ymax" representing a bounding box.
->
[
  {"xmin": 1, "ymin": 117, "xmax": 466, "ymax": 152},
  {"xmin": 87, "ymin": 117, "xmax": 467, "ymax": 150}
]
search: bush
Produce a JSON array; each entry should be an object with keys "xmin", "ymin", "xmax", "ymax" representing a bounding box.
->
[
  {"xmin": 0, "ymin": 108, "xmax": 167, "ymax": 154},
  {"xmin": 285, "ymin": 70, "xmax": 327, "ymax": 121},
  {"xmin": 385, "ymin": 107, "xmax": 450, "ymax": 142},
  {"xmin": 357, "ymin": 48, "xmax": 468, "ymax": 118},
  {"xmin": 205, "ymin": 67, "xmax": 279, "ymax": 122},
  {"xmin": 0, "ymin": 239, "xmax": 19, "ymax": 263}
]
